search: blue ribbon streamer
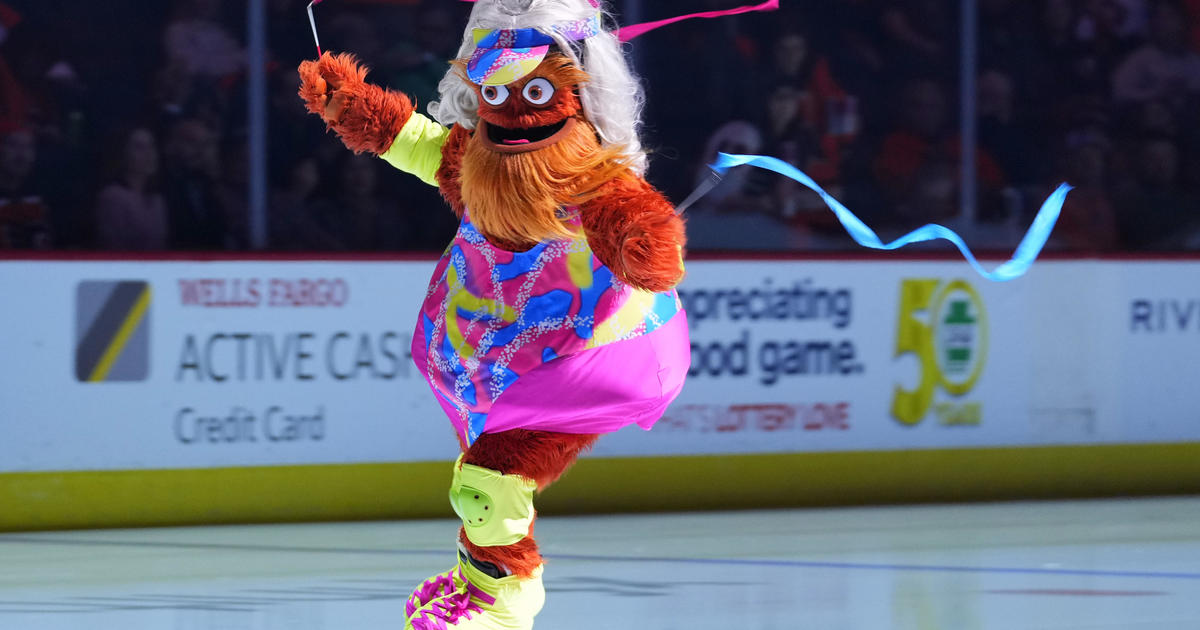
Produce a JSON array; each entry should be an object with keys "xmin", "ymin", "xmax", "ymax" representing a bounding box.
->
[{"xmin": 711, "ymin": 152, "xmax": 1073, "ymax": 282}]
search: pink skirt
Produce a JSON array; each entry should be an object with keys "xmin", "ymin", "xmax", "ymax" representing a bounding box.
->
[{"xmin": 413, "ymin": 310, "xmax": 690, "ymax": 440}]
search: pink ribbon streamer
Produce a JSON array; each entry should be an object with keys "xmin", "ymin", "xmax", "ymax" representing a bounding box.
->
[
  {"xmin": 616, "ymin": 0, "xmax": 779, "ymax": 42},
  {"xmin": 459, "ymin": 0, "xmax": 779, "ymax": 43},
  {"xmin": 460, "ymin": 0, "xmax": 600, "ymax": 4}
]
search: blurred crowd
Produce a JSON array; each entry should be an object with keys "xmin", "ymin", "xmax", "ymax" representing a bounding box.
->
[
  {"xmin": 0, "ymin": 0, "xmax": 1195, "ymax": 253},
  {"xmin": 661, "ymin": 0, "xmax": 1200, "ymax": 251}
]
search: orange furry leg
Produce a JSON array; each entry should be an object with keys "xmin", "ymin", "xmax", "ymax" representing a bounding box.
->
[{"xmin": 459, "ymin": 429, "xmax": 599, "ymax": 579}]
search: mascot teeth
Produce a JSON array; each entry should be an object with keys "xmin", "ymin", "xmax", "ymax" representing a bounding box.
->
[{"xmin": 480, "ymin": 119, "xmax": 573, "ymax": 152}]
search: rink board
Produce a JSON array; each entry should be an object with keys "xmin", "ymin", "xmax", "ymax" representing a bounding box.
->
[
  {"xmin": 3, "ymin": 443, "xmax": 1200, "ymax": 531},
  {"xmin": 1, "ymin": 257, "xmax": 1198, "ymax": 530}
]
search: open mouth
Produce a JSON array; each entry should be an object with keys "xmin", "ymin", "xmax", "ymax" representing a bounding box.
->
[{"xmin": 479, "ymin": 118, "xmax": 576, "ymax": 153}]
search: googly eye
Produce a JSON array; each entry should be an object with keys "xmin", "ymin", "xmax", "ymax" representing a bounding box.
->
[
  {"xmin": 481, "ymin": 85, "xmax": 510, "ymax": 106},
  {"xmin": 522, "ymin": 78, "xmax": 555, "ymax": 106}
]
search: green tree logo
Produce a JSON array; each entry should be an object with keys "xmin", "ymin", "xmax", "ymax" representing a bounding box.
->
[{"xmin": 891, "ymin": 279, "xmax": 988, "ymax": 426}]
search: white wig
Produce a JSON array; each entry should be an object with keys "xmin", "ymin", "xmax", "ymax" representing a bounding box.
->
[{"xmin": 428, "ymin": 0, "xmax": 648, "ymax": 174}]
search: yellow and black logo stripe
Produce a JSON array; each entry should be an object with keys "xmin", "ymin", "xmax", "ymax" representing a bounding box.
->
[{"xmin": 75, "ymin": 281, "xmax": 151, "ymax": 382}]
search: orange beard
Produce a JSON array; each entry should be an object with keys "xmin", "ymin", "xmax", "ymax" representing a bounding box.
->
[{"xmin": 459, "ymin": 117, "xmax": 631, "ymax": 249}]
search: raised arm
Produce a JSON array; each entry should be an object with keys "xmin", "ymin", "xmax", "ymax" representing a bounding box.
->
[{"xmin": 298, "ymin": 52, "xmax": 450, "ymax": 186}]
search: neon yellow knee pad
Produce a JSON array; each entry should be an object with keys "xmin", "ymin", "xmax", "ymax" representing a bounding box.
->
[{"xmin": 448, "ymin": 455, "xmax": 537, "ymax": 547}]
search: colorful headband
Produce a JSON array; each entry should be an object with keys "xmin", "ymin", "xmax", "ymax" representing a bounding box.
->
[{"xmin": 465, "ymin": 13, "xmax": 602, "ymax": 85}]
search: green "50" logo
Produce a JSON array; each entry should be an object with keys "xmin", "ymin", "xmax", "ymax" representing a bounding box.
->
[{"xmin": 891, "ymin": 279, "xmax": 989, "ymax": 426}]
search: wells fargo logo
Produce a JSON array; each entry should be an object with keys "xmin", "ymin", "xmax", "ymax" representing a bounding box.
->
[
  {"xmin": 75, "ymin": 281, "xmax": 152, "ymax": 382},
  {"xmin": 891, "ymin": 279, "xmax": 988, "ymax": 426}
]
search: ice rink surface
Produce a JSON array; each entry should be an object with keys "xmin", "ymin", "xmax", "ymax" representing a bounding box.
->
[{"xmin": 1, "ymin": 497, "xmax": 1198, "ymax": 629}]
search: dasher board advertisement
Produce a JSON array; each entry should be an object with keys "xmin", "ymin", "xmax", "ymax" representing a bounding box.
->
[{"xmin": 2, "ymin": 259, "xmax": 1198, "ymax": 472}]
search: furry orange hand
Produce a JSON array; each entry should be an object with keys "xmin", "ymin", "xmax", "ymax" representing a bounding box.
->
[
  {"xmin": 297, "ymin": 52, "xmax": 415, "ymax": 155},
  {"xmin": 581, "ymin": 177, "xmax": 687, "ymax": 293}
]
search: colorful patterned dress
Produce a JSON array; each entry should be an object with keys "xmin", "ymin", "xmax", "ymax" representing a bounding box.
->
[{"xmin": 410, "ymin": 211, "xmax": 690, "ymax": 446}]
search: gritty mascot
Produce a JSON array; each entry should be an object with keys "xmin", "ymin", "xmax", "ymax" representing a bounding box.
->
[{"xmin": 298, "ymin": 0, "xmax": 689, "ymax": 627}]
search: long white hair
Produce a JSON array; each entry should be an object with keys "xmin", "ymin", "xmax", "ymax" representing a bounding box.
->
[{"xmin": 428, "ymin": 0, "xmax": 648, "ymax": 174}]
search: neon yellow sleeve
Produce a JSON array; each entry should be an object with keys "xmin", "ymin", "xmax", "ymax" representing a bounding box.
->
[{"xmin": 379, "ymin": 113, "xmax": 451, "ymax": 187}]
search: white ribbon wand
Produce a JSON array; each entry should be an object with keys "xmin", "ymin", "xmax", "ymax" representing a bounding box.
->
[{"xmin": 307, "ymin": 0, "xmax": 325, "ymax": 56}]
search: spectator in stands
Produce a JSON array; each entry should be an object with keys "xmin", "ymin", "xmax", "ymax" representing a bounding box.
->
[
  {"xmin": 1077, "ymin": 0, "xmax": 1149, "ymax": 43},
  {"xmin": 150, "ymin": 61, "xmax": 197, "ymax": 130},
  {"xmin": 387, "ymin": 7, "xmax": 461, "ymax": 110},
  {"xmin": 685, "ymin": 117, "xmax": 830, "ymax": 251},
  {"xmin": 0, "ymin": 127, "xmax": 49, "ymax": 248},
  {"xmin": 978, "ymin": 0, "xmax": 1040, "ymax": 80},
  {"xmin": 94, "ymin": 127, "xmax": 168, "ymax": 250},
  {"xmin": 760, "ymin": 84, "xmax": 818, "ymax": 176},
  {"xmin": 814, "ymin": 0, "xmax": 886, "ymax": 95},
  {"xmin": 1041, "ymin": 0, "xmax": 1078, "ymax": 63},
  {"xmin": 267, "ymin": 0, "xmax": 319, "ymax": 66},
  {"xmin": 310, "ymin": 153, "xmax": 413, "ymax": 251},
  {"xmin": 0, "ymin": 49, "xmax": 28, "ymax": 134},
  {"xmin": 0, "ymin": 3, "xmax": 32, "ymax": 172},
  {"xmin": 692, "ymin": 120, "xmax": 765, "ymax": 213},
  {"xmin": 880, "ymin": 0, "xmax": 955, "ymax": 79},
  {"xmin": 1050, "ymin": 138, "xmax": 1120, "ymax": 251},
  {"xmin": 756, "ymin": 83, "xmax": 845, "ymax": 241},
  {"xmin": 164, "ymin": 0, "xmax": 245, "ymax": 79},
  {"xmin": 216, "ymin": 137, "xmax": 250, "ymax": 248},
  {"xmin": 1115, "ymin": 137, "xmax": 1194, "ymax": 248},
  {"xmin": 267, "ymin": 66, "xmax": 326, "ymax": 187},
  {"xmin": 270, "ymin": 156, "xmax": 340, "ymax": 250},
  {"xmin": 977, "ymin": 69, "xmax": 1041, "ymax": 187},
  {"xmin": 326, "ymin": 11, "xmax": 383, "ymax": 67},
  {"xmin": 1188, "ymin": 0, "xmax": 1200, "ymax": 51},
  {"xmin": 1036, "ymin": 0, "xmax": 1129, "ymax": 103},
  {"xmin": 685, "ymin": 120, "xmax": 800, "ymax": 250},
  {"xmin": 872, "ymin": 78, "xmax": 1006, "ymax": 225},
  {"xmin": 903, "ymin": 158, "xmax": 959, "ymax": 223},
  {"xmin": 1112, "ymin": 0, "xmax": 1200, "ymax": 106},
  {"xmin": 161, "ymin": 117, "xmax": 231, "ymax": 249},
  {"xmin": 758, "ymin": 30, "xmax": 859, "ymax": 186},
  {"xmin": 153, "ymin": 25, "xmax": 230, "ymax": 134}
]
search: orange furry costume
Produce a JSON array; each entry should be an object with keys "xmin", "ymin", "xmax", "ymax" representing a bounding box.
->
[{"xmin": 296, "ymin": 6, "xmax": 687, "ymax": 621}]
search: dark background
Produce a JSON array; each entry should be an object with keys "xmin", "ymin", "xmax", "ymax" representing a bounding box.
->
[{"xmin": 0, "ymin": 0, "xmax": 1196, "ymax": 253}]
